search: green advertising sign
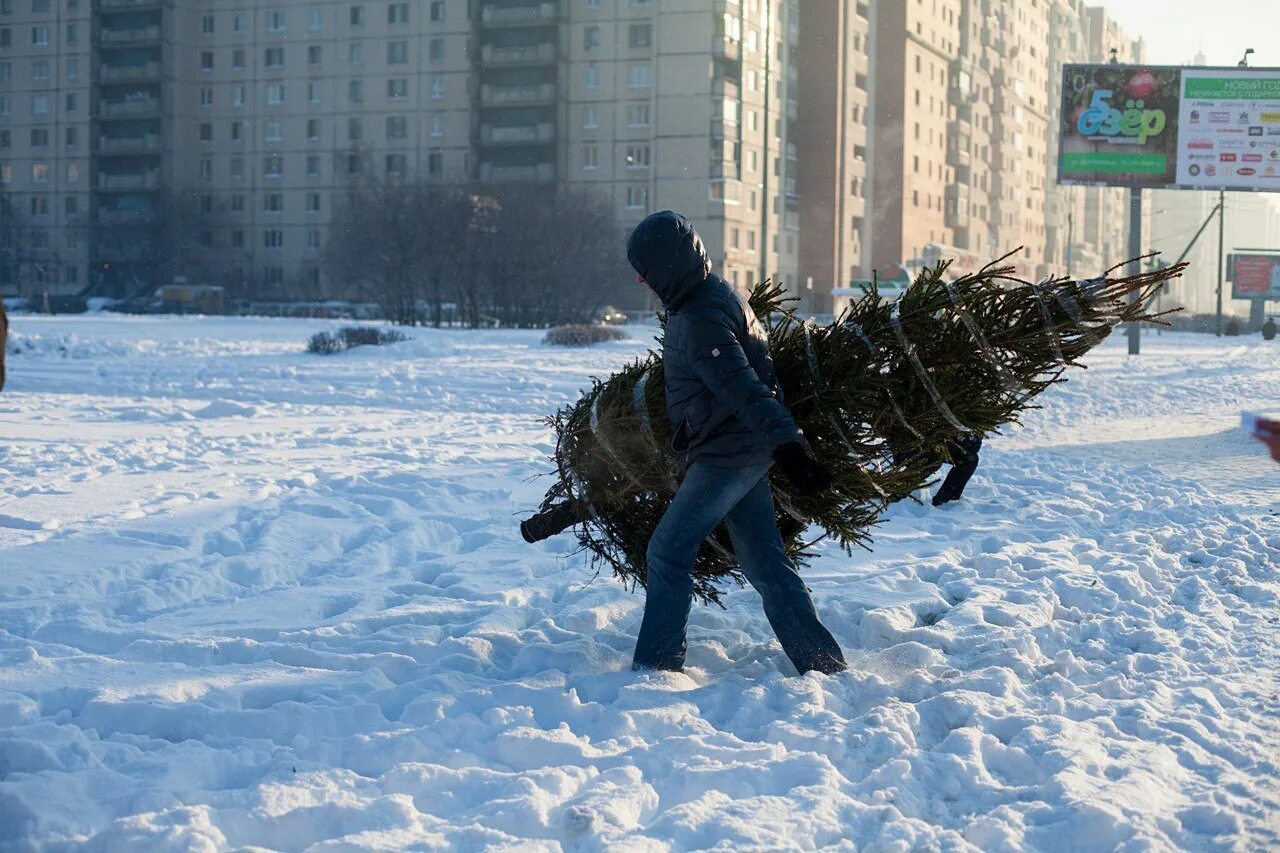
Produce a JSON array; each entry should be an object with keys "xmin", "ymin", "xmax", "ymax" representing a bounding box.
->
[
  {"xmin": 1058, "ymin": 65, "xmax": 1181, "ymax": 188},
  {"xmin": 1183, "ymin": 76, "xmax": 1280, "ymax": 99}
]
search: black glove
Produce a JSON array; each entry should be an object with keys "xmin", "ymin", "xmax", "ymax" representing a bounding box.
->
[{"xmin": 772, "ymin": 441, "xmax": 832, "ymax": 497}]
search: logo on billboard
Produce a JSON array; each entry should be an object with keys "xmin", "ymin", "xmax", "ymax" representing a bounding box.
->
[
  {"xmin": 1189, "ymin": 164, "xmax": 1201, "ymax": 176},
  {"xmin": 1221, "ymin": 153, "xmax": 1238, "ymax": 162},
  {"xmin": 1249, "ymin": 126, "xmax": 1265, "ymax": 136},
  {"xmin": 1244, "ymin": 154, "xmax": 1263, "ymax": 162},
  {"xmin": 1238, "ymin": 167, "xmax": 1257, "ymax": 176},
  {"xmin": 1208, "ymin": 111, "xmax": 1231, "ymax": 123},
  {"xmin": 1077, "ymin": 90, "xmax": 1167, "ymax": 144},
  {"xmin": 1206, "ymin": 165, "xmax": 1217, "ymax": 176},
  {"xmin": 1187, "ymin": 139, "xmax": 1214, "ymax": 149}
]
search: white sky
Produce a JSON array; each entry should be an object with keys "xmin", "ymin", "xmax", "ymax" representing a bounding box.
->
[{"xmin": 1093, "ymin": 0, "xmax": 1280, "ymax": 66}]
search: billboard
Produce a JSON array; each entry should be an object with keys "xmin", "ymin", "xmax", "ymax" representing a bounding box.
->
[
  {"xmin": 1058, "ymin": 64, "xmax": 1280, "ymax": 192},
  {"xmin": 1227, "ymin": 252, "xmax": 1280, "ymax": 300}
]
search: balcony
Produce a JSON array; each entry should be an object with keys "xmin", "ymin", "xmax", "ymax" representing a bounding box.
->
[
  {"xmin": 99, "ymin": 25, "xmax": 161, "ymax": 46},
  {"xmin": 98, "ymin": 62, "xmax": 160, "ymax": 83},
  {"xmin": 480, "ymin": 82, "xmax": 556, "ymax": 106},
  {"xmin": 714, "ymin": 39, "xmax": 742, "ymax": 63},
  {"xmin": 97, "ymin": 172, "xmax": 160, "ymax": 191},
  {"xmin": 98, "ymin": 134, "xmax": 161, "ymax": 155},
  {"xmin": 480, "ymin": 122, "xmax": 555, "ymax": 145},
  {"xmin": 98, "ymin": 208, "xmax": 153, "ymax": 225},
  {"xmin": 480, "ymin": 42, "xmax": 556, "ymax": 66},
  {"xmin": 480, "ymin": 2, "xmax": 557, "ymax": 27},
  {"xmin": 98, "ymin": 97, "xmax": 160, "ymax": 119},
  {"xmin": 96, "ymin": 0, "xmax": 162, "ymax": 8},
  {"xmin": 479, "ymin": 162, "xmax": 554, "ymax": 182}
]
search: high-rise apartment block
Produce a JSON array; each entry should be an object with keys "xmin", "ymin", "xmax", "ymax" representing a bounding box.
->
[{"xmin": 1, "ymin": 0, "xmax": 1159, "ymax": 310}]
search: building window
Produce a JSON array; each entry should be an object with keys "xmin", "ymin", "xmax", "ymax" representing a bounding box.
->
[
  {"xmin": 233, "ymin": 85, "xmax": 245, "ymax": 106},
  {"xmin": 200, "ymin": 159, "xmax": 213, "ymax": 181},
  {"xmin": 64, "ymin": 127, "xmax": 76, "ymax": 148},
  {"xmin": 582, "ymin": 105, "xmax": 598, "ymax": 129},
  {"xmin": 265, "ymin": 267, "xmax": 284, "ymax": 287},
  {"xmin": 307, "ymin": 192, "xmax": 321, "ymax": 213},
  {"xmin": 32, "ymin": 94, "xmax": 49, "ymax": 114},
  {"xmin": 263, "ymin": 193, "xmax": 283, "ymax": 212},
  {"xmin": 626, "ymin": 103, "xmax": 650, "ymax": 127},
  {"xmin": 265, "ymin": 120, "xmax": 283, "ymax": 141},
  {"xmin": 307, "ymin": 231, "xmax": 322, "ymax": 250},
  {"xmin": 265, "ymin": 47, "xmax": 284, "ymax": 68},
  {"xmin": 346, "ymin": 154, "xmax": 361, "ymax": 176},
  {"xmin": 65, "ymin": 22, "xmax": 76, "ymax": 44},
  {"xmin": 582, "ymin": 144, "xmax": 597, "ymax": 170},
  {"xmin": 32, "ymin": 25, "xmax": 48, "ymax": 45},
  {"xmin": 308, "ymin": 7, "xmax": 323, "ymax": 30},
  {"xmin": 200, "ymin": 51, "xmax": 213, "ymax": 71},
  {"xmin": 200, "ymin": 87, "xmax": 213, "ymax": 107},
  {"xmin": 230, "ymin": 121, "xmax": 243, "ymax": 142},
  {"xmin": 30, "ymin": 128, "xmax": 48, "ymax": 148},
  {"xmin": 307, "ymin": 155, "xmax": 321, "ymax": 177},
  {"xmin": 231, "ymin": 156, "xmax": 244, "ymax": 180},
  {"xmin": 66, "ymin": 162, "xmax": 78, "ymax": 183},
  {"xmin": 231, "ymin": 195, "xmax": 245, "ymax": 214},
  {"xmin": 31, "ymin": 196, "xmax": 49, "ymax": 216},
  {"xmin": 388, "ymin": 40, "xmax": 408, "ymax": 64},
  {"xmin": 307, "ymin": 118, "xmax": 321, "ymax": 141},
  {"xmin": 308, "ymin": 45, "xmax": 321, "ymax": 66},
  {"xmin": 32, "ymin": 59, "xmax": 48, "ymax": 80},
  {"xmin": 348, "ymin": 117, "xmax": 362, "ymax": 141},
  {"xmin": 266, "ymin": 10, "xmax": 285, "ymax": 32},
  {"xmin": 427, "ymin": 149, "xmax": 443, "ymax": 176},
  {"xmin": 349, "ymin": 5, "xmax": 364, "ymax": 26},
  {"xmin": 308, "ymin": 81, "xmax": 322, "ymax": 104},
  {"xmin": 233, "ymin": 14, "xmax": 245, "ymax": 33},
  {"xmin": 584, "ymin": 25, "xmax": 600, "ymax": 50},
  {"xmin": 388, "ymin": 78, "xmax": 407, "ymax": 99},
  {"xmin": 429, "ymin": 76, "xmax": 444, "ymax": 99},
  {"xmin": 386, "ymin": 154, "xmax": 406, "ymax": 176},
  {"xmin": 628, "ymin": 24, "xmax": 652, "ymax": 48},
  {"xmin": 232, "ymin": 49, "xmax": 245, "ymax": 69},
  {"xmin": 67, "ymin": 57, "xmax": 78, "ymax": 78},
  {"xmin": 428, "ymin": 38, "xmax": 444, "ymax": 62},
  {"xmin": 386, "ymin": 115, "xmax": 407, "ymax": 139},
  {"xmin": 584, "ymin": 65, "xmax": 599, "ymax": 90},
  {"xmin": 64, "ymin": 93, "xmax": 77, "ymax": 113},
  {"xmin": 627, "ymin": 65, "xmax": 651, "ymax": 88},
  {"xmin": 625, "ymin": 144, "xmax": 650, "ymax": 168},
  {"xmin": 266, "ymin": 84, "xmax": 284, "ymax": 105},
  {"xmin": 199, "ymin": 122, "xmax": 213, "ymax": 143},
  {"xmin": 200, "ymin": 14, "xmax": 215, "ymax": 33},
  {"xmin": 231, "ymin": 230, "xmax": 245, "ymax": 249},
  {"xmin": 388, "ymin": 3, "xmax": 408, "ymax": 24},
  {"xmin": 264, "ymin": 155, "xmax": 283, "ymax": 178},
  {"xmin": 430, "ymin": 1, "xmax": 445, "ymax": 22},
  {"xmin": 625, "ymin": 185, "xmax": 649, "ymax": 210},
  {"xmin": 264, "ymin": 229, "xmax": 283, "ymax": 249}
]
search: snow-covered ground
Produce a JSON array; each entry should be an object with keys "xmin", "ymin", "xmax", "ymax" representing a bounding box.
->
[{"xmin": 1, "ymin": 315, "xmax": 1277, "ymax": 851}]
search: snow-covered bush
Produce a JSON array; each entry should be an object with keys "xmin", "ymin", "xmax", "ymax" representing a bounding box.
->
[
  {"xmin": 543, "ymin": 325, "xmax": 629, "ymax": 347},
  {"xmin": 307, "ymin": 326, "xmax": 407, "ymax": 355}
]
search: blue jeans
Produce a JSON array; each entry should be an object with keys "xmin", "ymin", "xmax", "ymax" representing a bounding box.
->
[{"xmin": 632, "ymin": 462, "xmax": 847, "ymax": 675}]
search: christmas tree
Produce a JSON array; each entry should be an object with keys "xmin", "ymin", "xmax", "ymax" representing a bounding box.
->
[{"xmin": 523, "ymin": 254, "xmax": 1184, "ymax": 605}]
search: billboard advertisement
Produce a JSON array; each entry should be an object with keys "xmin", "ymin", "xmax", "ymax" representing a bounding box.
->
[
  {"xmin": 1058, "ymin": 65, "xmax": 1280, "ymax": 192},
  {"xmin": 1228, "ymin": 252, "xmax": 1280, "ymax": 300}
]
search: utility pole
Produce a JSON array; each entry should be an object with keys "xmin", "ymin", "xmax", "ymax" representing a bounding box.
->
[
  {"xmin": 1216, "ymin": 189, "xmax": 1226, "ymax": 336},
  {"xmin": 1127, "ymin": 188, "xmax": 1142, "ymax": 354},
  {"xmin": 1066, "ymin": 212, "xmax": 1074, "ymax": 278}
]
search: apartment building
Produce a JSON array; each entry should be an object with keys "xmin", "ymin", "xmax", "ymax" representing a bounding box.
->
[
  {"xmin": 795, "ymin": 0, "xmax": 869, "ymax": 313},
  {"xmin": 2, "ymin": 0, "xmax": 800, "ymax": 302},
  {"xmin": 562, "ymin": 0, "xmax": 800, "ymax": 295},
  {"xmin": 0, "ymin": 0, "xmax": 94, "ymax": 297}
]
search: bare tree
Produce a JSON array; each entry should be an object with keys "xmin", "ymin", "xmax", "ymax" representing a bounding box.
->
[
  {"xmin": 324, "ymin": 177, "xmax": 628, "ymax": 328},
  {"xmin": 94, "ymin": 189, "xmax": 227, "ymax": 299}
]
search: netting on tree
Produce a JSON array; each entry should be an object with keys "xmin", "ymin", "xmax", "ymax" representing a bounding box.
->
[{"xmin": 524, "ymin": 253, "xmax": 1184, "ymax": 605}]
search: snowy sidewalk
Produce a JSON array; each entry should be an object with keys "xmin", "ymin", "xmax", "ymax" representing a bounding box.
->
[{"xmin": 1, "ymin": 317, "xmax": 1277, "ymax": 850}]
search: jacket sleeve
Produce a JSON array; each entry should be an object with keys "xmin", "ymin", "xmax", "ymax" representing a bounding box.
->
[{"xmin": 686, "ymin": 309, "xmax": 802, "ymax": 450}]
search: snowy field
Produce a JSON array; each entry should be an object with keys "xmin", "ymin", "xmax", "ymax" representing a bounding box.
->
[{"xmin": 1, "ymin": 314, "xmax": 1278, "ymax": 851}]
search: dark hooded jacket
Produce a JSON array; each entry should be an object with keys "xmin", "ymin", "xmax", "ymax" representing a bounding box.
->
[{"xmin": 627, "ymin": 211, "xmax": 801, "ymax": 468}]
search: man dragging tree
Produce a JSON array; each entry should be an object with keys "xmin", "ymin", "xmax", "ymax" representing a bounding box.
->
[{"xmin": 625, "ymin": 211, "xmax": 847, "ymax": 675}]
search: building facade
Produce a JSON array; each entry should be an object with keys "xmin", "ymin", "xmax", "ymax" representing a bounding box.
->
[{"xmin": 2, "ymin": 0, "xmax": 801, "ymax": 304}]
